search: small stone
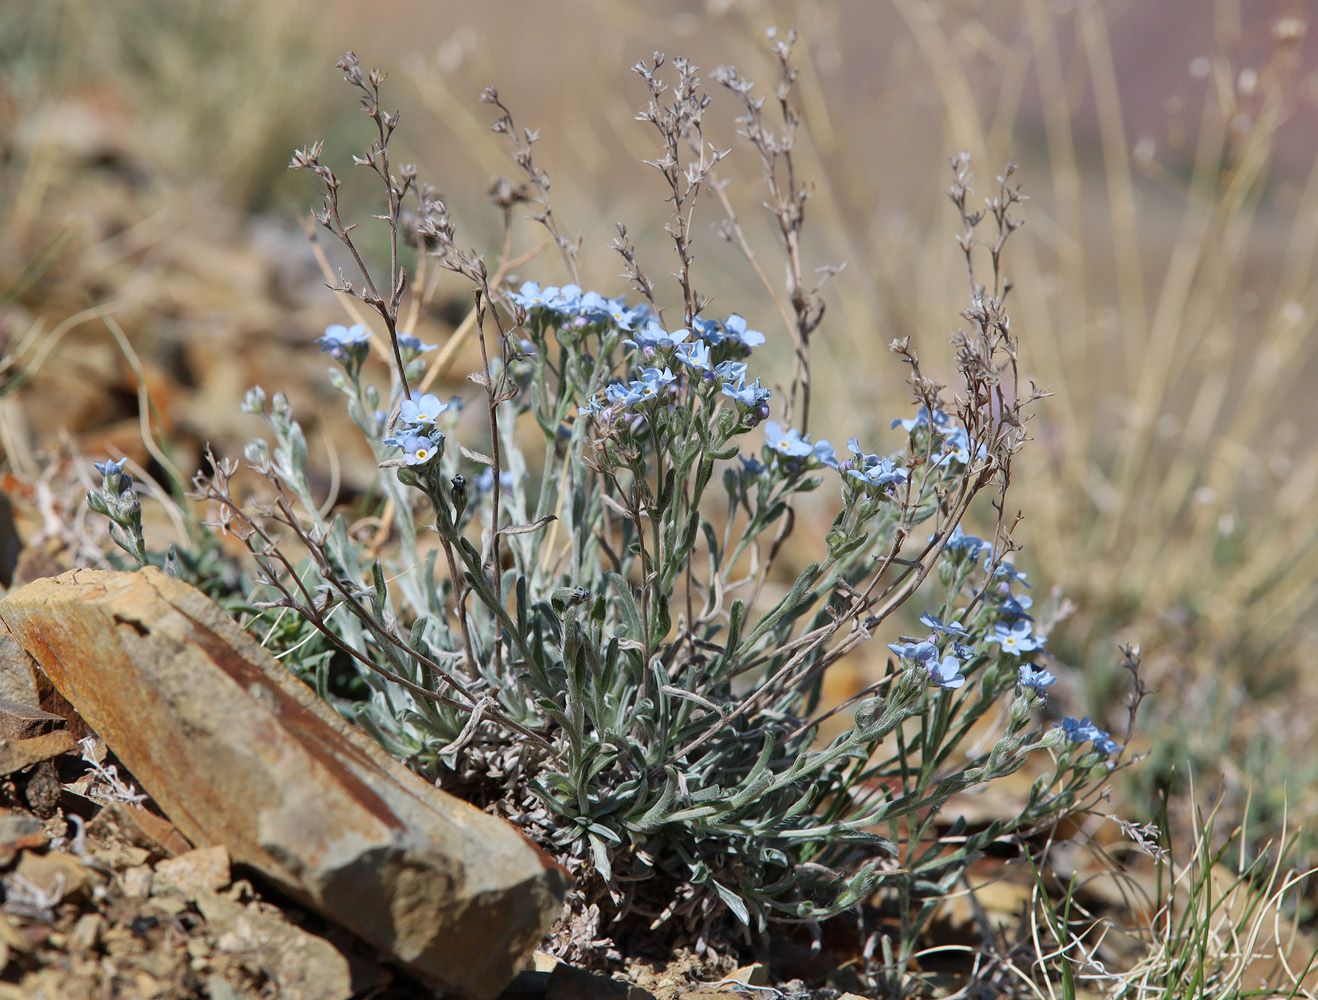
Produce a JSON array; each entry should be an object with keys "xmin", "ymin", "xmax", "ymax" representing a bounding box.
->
[
  {"xmin": 0, "ymin": 809, "xmax": 46, "ymax": 865},
  {"xmin": 0, "ymin": 697, "xmax": 66, "ymax": 740},
  {"xmin": 0, "ymin": 731, "xmax": 77, "ymax": 777},
  {"xmin": 8, "ymin": 849, "xmax": 88, "ymax": 905},
  {"xmin": 121, "ymin": 864, "xmax": 153, "ymax": 899},
  {"xmin": 730, "ymin": 963, "xmax": 769, "ymax": 986},
  {"xmin": 22, "ymin": 759, "xmax": 62, "ymax": 817},
  {"xmin": 205, "ymin": 976, "xmax": 244, "ymax": 1000},
  {"xmin": 69, "ymin": 912, "xmax": 103, "ymax": 951},
  {"xmin": 154, "ymin": 844, "xmax": 230, "ymax": 897},
  {"xmin": 84, "ymin": 800, "xmax": 193, "ymax": 859},
  {"xmin": 197, "ymin": 888, "xmax": 353, "ymax": 1000},
  {"xmin": 0, "ymin": 631, "xmax": 38, "ymax": 708}
]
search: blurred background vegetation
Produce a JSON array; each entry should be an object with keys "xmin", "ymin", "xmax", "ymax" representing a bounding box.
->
[{"xmin": 3, "ymin": 0, "xmax": 1315, "ymax": 946}]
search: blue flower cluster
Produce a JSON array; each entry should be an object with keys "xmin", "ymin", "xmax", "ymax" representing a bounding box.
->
[
  {"xmin": 1056, "ymin": 716, "xmax": 1123, "ymax": 756},
  {"xmin": 382, "ymin": 392, "xmax": 450, "ymax": 465},
  {"xmin": 603, "ymin": 366, "xmax": 677, "ymax": 407},
  {"xmin": 887, "ymin": 639, "xmax": 967, "ymax": 690},
  {"xmin": 316, "ymin": 323, "xmax": 435, "ymax": 372},
  {"xmin": 895, "ymin": 536, "xmax": 1117, "ymax": 755},
  {"xmin": 317, "ymin": 323, "xmax": 372, "ymax": 369},
  {"xmin": 508, "ymin": 282, "xmax": 764, "ymax": 356},
  {"xmin": 842, "ymin": 437, "xmax": 908, "ymax": 493},
  {"xmin": 507, "ymin": 284, "xmax": 654, "ymax": 333},
  {"xmin": 892, "ymin": 406, "xmax": 985, "ymax": 467}
]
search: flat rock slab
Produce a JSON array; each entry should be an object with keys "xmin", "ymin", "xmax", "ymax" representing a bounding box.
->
[{"xmin": 0, "ymin": 567, "xmax": 568, "ymax": 999}]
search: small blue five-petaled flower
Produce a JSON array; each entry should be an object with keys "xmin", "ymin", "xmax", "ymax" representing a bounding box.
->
[
  {"xmin": 721, "ymin": 376, "xmax": 770, "ymax": 407},
  {"xmin": 763, "ymin": 421, "xmax": 816, "ymax": 459},
  {"xmin": 848, "ymin": 457, "xmax": 907, "ymax": 490},
  {"xmin": 998, "ymin": 593, "xmax": 1034, "ymax": 623},
  {"xmin": 989, "ymin": 559, "xmax": 1032, "ymax": 587},
  {"xmin": 891, "ymin": 406, "xmax": 955, "ymax": 435},
  {"xmin": 986, "ymin": 620, "xmax": 1043, "ymax": 654},
  {"xmin": 939, "ymin": 524, "xmax": 994, "ymax": 557},
  {"xmin": 1056, "ymin": 716, "xmax": 1122, "ymax": 757},
  {"xmin": 399, "ymin": 393, "xmax": 449, "ymax": 426},
  {"xmin": 674, "ymin": 340, "xmax": 711, "ymax": 371},
  {"xmin": 626, "ymin": 323, "xmax": 689, "ymax": 351},
  {"xmin": 635, "ymin": 366, "xmax": 676, "ymax": 400},
  {"xmin": 928, "ymin": 654, "xmax": 967, "ymax": 689},
  {"xmin": 1017, "ymin": 663, "xmax": 1057, "ymax": 694},
  {"xmin": 887, "ymin": 640, "xmax": 938, "ymax": 663},
  {"xmin": 317, "ymin": 323, "xmax": 371, "ymax": 351},
  {"xmin": 713, "ymin": 360, "xmax": 748, "ymax": 383},
  {"xmin": 401, "ymin": 434, "xmax": 440, "ymax": 465},
  {"xmin": 719, "ymin": 314, "xmax": 766, "ymax": 348},
  {"xmin": 397, "ymin": 333, "xmax": 436, "ymax": 353},
  {"xmin": 920, "ymin": 611, "xmax": 968, "ymax": 636}
]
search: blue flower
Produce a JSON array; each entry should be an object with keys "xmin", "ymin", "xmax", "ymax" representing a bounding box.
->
[
  {"xmin": 400, "ymin": 433, "xmax": 441, "ymax": 466},
  {"xmin": 316, "ymin": 323, "xmax": 372, "ymax": 365},
  {"xmin": 692, "ymin": 313, "xmax": 766, "ymax": 349},
  {"xmin": 399, "ymin": 393, "xmax": 449, "ymax": 426},
  {"xmin": 888, "ymin": 640, "xmax": 938, "ymax": 664},
  {"xmin": 920, "ymin": 611, "xmax": 968, "ymax": 636},
  {"xmin": 579, "ymin": 291, "xmax": 651, "ymax": 330},
  {"xmin": 1056, "ymin": 717, "xmax": 1122, "ymax": 756},
  {"xmin": 1058, "ymin": 716, "xmax": 1102, "ymax": 743},
  {"xmin": 94, "ymin": 458, "xmax": 133, "ymax": 494},
  {"xmin": 634, "ymin": 366, "xmax": 676, "ymax": 401},
  {"xmin": 94, "ymin": 457, "xmax": 128, "ymax": 479},
  {"xmin": 991, "ymin": 560, "xmax": 1032, "ymax": 587},
  {"xmin": 605, "ymin": 367, "xmax": 676, "ymax": 408},
  {"xmin": 843, "ymin": 438, "xmax": 909, "ymax": 491},
  {"xmin": 397, "ymin": 333, "xmax": 436, "ymax": 352},
  {"xmin": 848, "ymin": 456, "xmax": 908, "ymax": 491},
  {"xmin": 891, "ymin": 406, "xmax": 955, "ymax": 435},
  {"xmin": 691, "ymin": 316, "xmax": 723, "ymax": 341},
  {"xmin": 674, "ymin": 339, "xmax": 712, "ymax": 371},
  {"xmin": 928, "ymin": 654, "xmax": 967, "ymax": 690},
  {"xmin": 940, "ymin": 524, "xmax": 993, "ymax": 556},
  {"xmin": 1093, "ymin": 733, "xmax": 1124, "ymax": 756},
  {"xmin": 626, "ymin": 322, "xmax": 689, "ymax": 351},
  {"xmin": 763, "ymin": 421, "xmax": 816, "ymax": 459},
  {"xmin": 986, "ymin": 620, "xmax": 1043, "ymax": 655},
  {"xmin": 813, "ymin": 439, "xmax": 838, "ymax": 469},
  {"xmin": 997, "ymin": 593, "xmax": 1034, "ymax": 623},
  {"xmin": 508, "ymin": 282, "xmax": 583, "ymax": 316},
  {"xmin": 721, "ymin": 377, "xmax": 770, "ymax": 407},
  {"xmin": 713, "ymin": 360, "xmax": 748, "ymax": 383},
  {"xmin": 317, "ymin": 323, "xmax": 371, "ymax": 349},
  {"xmin": 605, "ymin": 381, "xmax": 642, "ymax": 407},
  {"xmin": 740, "ymin": 453, "xmax": 768, "ymax": 476},
  {"xmin": 508, "ymin": 281, "xmax": 552, "ymax": 310},
  {"xmin": 932, "ymin": 426, "xmax": 986, "ymax": 467},
  {"xmin": 720, "ymin": 314, "xmax": 765, "ymax": 348},
  {"xmin": 1017, "ymin": 663, "xmax": 1057, "ymax": 694}
]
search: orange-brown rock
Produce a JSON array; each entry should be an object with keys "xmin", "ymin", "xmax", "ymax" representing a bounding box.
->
[{"xmin": 0, "ymin": 567, "xmax": 567, "ymax": 999}]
